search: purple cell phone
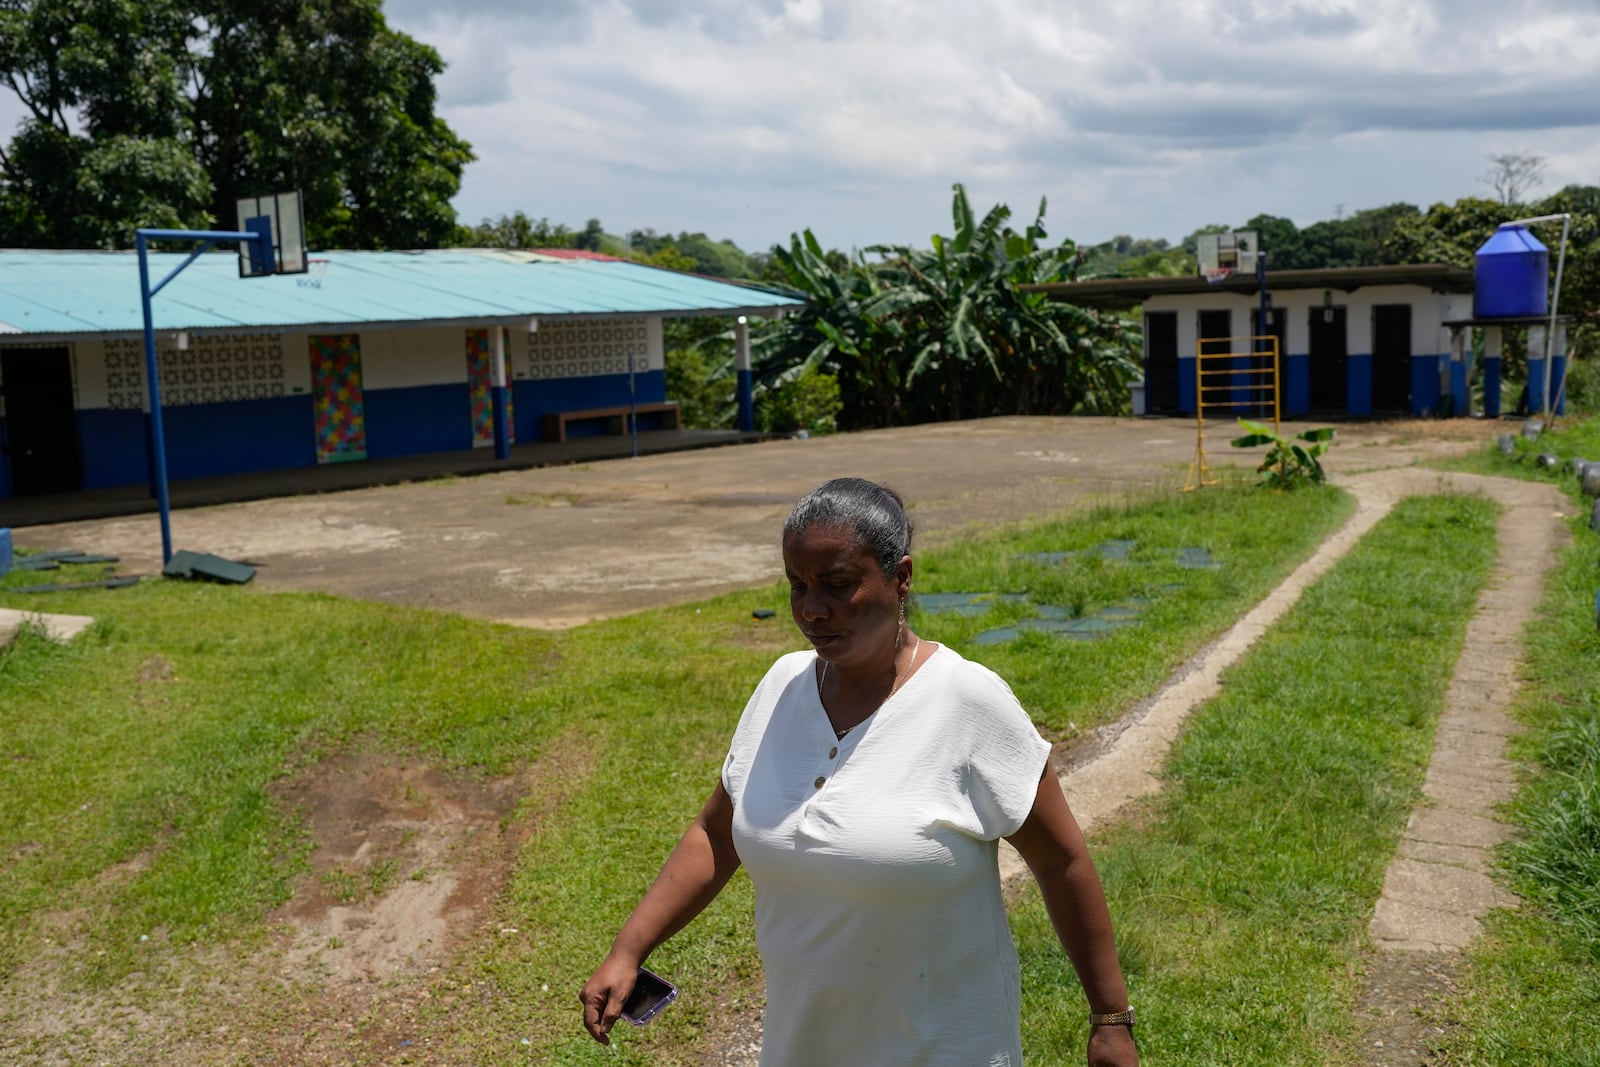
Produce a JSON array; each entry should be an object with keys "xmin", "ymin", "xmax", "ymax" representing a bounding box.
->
[{"xmin": 620, "ymin": 967, "xmax": 678, "ymax": 1026}]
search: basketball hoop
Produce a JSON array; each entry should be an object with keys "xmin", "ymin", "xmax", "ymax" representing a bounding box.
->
[
  {"xmin": 1201, "ymin": 267, "xmax": 1232, "ymax": 286},
  {"xmin": 296, "ymin": 258, "xmax": 331, "ymax": 288}
]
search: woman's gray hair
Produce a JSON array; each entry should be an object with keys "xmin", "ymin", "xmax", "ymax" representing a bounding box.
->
[{"xmin": 783, "ymin": 478, "xmax": 913, "ymax": 578}]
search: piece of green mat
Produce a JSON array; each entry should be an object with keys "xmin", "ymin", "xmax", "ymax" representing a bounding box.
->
[
  {"xmin": 7, "ymin": 576, "xmax": 141, "ymax": 594},
  {"xmin": 162, "ymin": 550, "xmax": 255, "ymax": 585}
]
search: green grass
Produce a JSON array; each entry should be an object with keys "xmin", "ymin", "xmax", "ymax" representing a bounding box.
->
[
  {"xmin": 1435, "ymin": 411, "xmax": 1600, "ymax": 485},
  {"xmin": 1010, "ymin": 495, "xmax": 1500, "ymax": 1066},
  {"xmin": 0, "ymin": 484, "xmax": 1352, "ymax": 1063},
  {"xmin": 915, "ymin": 483, "xmax": 1353, "ymax": 736},
  {"xmin": 1426, "ymin": 415, "xmax": 1600, "ymax": 1063}
]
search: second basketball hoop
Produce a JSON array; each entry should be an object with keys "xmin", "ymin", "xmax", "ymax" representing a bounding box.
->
[{"xmin": 297, "ymin": 258, "xmax": 331, "ymax": 288}]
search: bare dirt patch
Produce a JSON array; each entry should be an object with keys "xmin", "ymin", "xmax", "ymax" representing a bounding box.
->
[
  {"xmin": 268, "ymin": 752, "xmax": 521, "ymax": 987},
  {"xmin": 0, "ymin": 748, "xmax": 557, "ymax": 1066}
]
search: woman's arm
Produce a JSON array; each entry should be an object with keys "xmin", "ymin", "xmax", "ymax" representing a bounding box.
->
[
  {"xmin": 579, "ymin": 780, "xmax": 741, "ymax": 1044},
  {"xmin": 1007, "ymin": 761, "xmax": 1139, "ymax": 1067}
]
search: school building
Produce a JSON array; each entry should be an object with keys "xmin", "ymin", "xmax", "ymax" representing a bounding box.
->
[
  {"xmin": 1033, "ymin": 264, "xmax": 1571, "ymax": 419},
  {"xmin": 0, "ymin": 249, "xmax": 800, "ymax": 502}
]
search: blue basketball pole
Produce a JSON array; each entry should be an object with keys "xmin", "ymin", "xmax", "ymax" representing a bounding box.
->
[{"xmin": 136, "ymin": 226, "xmax": 272, "ymax": 565}]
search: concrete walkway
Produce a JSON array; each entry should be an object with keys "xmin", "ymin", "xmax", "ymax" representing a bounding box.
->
[
  {"xmin": 0, "ymin": 606, "xmax": 96, "ymax": 645},
  {"xmin": 1355, "ymin": 472, "xmax": 1568, "ymax": 1064},
  {"xmin": 1367, "ymin": 473, "xmax": 1562, "ymax": 954}
]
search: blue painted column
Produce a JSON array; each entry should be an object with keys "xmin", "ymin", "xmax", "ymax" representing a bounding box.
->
[
  {"xmin": 491, "ymin": 325, "xmax": 511, "ymax": 459},
  {"xmin": 1483, "ymin": 326, "xmax": 1502, "ymax": 417},
  {"xmin": 1528, "ymin": 325, "xmax": 1548, "ymax": 415},
  {"xmin": 735, "ymin": 316, "xmax": 754, "ymax": 432}
]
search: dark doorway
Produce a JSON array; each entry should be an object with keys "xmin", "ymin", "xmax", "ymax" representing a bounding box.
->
[
  {"xmin": 1, "ymin": 346, "xmax": 83, "ymax": 496},
  {"xmin": 1144, "ymin": 311, "xmax": 1178, "ymax": 413},
  {"xmin": 1197, "ymin": 309, "xmax": 1232, "ymax": 354},
  {"xmin": 1308, "ymin": 307, "xmax": 1348, "ymax": 412},
  {"xmin": 1371, "ymin": 304, "xmax": 1411, "ymax": 413},
  {"xmin": 1250, "ymin": 307, "xmax": 1287, "ymax": 417},
  {"xmin": 1197, "ymin": 309, "xmax": 1233, "ymax": 413}
]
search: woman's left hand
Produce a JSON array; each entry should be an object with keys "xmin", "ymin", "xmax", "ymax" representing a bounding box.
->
[{"xmin": 1089, "ymin": 1022, "xmax": 1139, "ymax": 1066}]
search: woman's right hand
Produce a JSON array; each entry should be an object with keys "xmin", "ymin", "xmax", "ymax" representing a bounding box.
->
[{"xmin": 580, "ymin": 953, "xmax": 641, "ymax": 1045}]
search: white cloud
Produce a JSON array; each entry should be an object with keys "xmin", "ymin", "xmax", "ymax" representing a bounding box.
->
[{"xmin": 382, "ymin": 0, "xmax": 1600, "ymax": 249}]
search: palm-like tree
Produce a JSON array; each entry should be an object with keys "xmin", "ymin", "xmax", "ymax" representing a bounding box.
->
[{"xmin": 757, "ymin": 184, "xmax": 1141, "ymax": 427}]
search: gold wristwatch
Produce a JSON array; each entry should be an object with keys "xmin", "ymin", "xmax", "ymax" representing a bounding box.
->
[{"xmin": 1089, "ymin": 1006, "xmax": 1136, "ymax": 1029}]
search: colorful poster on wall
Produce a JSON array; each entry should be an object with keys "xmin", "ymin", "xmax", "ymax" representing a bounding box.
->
[
  {"xmin": 309, "ymin": 334, "xmax": 367, "ymax": 463},
  {"xmin": 466, "ymin": 328, "xmax": 515, "ymax": 448}
]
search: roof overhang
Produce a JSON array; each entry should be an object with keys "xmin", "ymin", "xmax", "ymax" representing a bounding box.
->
[
  {"xmin": 1024, "ymin": 264, "xmax": 1476, "ymax": 310},
  {"xmin": 0, "ymin": 249, "xmax": 804, "ymax": 341}
]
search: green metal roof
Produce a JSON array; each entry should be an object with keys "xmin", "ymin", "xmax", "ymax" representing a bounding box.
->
[{"xmin": 0, "ymin": 249, "xmax": 802, "ymax": 341}]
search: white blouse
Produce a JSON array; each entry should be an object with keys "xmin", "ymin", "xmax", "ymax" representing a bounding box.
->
[{"xmin": 722, "ymin": 644, "xmax": 1053, "ymax": 1067}]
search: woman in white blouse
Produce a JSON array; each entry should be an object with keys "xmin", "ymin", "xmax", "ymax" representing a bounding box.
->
[{"xmin": 582, "ymin": 478, "xmax": 1138, "ymax": 1067}]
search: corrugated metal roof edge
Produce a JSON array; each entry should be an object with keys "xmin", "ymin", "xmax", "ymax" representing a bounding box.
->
[
  {"xmin": 3, "ymin": 307, "xmax": 798, "ymax": 345},
  {"xmin": 0, "ymin": 248, "xmax": 804, "ymax": 339}
]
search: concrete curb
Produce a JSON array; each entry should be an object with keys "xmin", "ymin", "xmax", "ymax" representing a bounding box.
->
[{"xmin": 0, "ymin": 606, "xmax": 95, "ymax": 645}]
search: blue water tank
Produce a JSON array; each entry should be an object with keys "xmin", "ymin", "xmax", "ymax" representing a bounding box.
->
[{"xmin": 1474, "ymin": 224, "xmax": 1548, "ymax": 319}]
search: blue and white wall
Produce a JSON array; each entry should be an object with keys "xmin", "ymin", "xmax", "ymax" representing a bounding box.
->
[
  {"xmin": 0, "ymin": 315, "xmax": 669, "ymax": 498},
  {"xmin": 519, "ymin": 317, "xmax": 667, "ymax": 437},
  {"xmin": 1147, "ymin": 285, "xmax": 1468, "ymax": 417}
]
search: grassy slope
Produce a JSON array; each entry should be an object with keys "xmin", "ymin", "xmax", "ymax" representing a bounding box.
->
[
  {"xmin": 1012, "ymin": 495, "xmax": 1500, "ymax": 1066},
  {"xmin": 432, "ymin": 485, "xmax": 1358, "ymax": 1065},
  {"xmin": 0, "ymin": 486, "xmax": 1351, "ymax": 1063}
]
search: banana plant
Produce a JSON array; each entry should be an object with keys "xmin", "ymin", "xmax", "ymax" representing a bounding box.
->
[
  {"xmin": 753, "ymin": 184, "xmax": 1141, "ymax": 428},
  {"xmin": 1231, "ymin": 419, "xmax": 1337, "ymax": 488}
]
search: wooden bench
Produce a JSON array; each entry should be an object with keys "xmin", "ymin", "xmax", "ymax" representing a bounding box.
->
[{"xmin": 541, "ymin": 401, "xmax": 681, "ymax": 443}]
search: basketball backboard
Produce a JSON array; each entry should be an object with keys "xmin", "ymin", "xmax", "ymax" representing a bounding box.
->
[
  {"xmin": 236, "ymin": 191, "xmax": 308, "ymax": 277},
  {"xmin": 1195, "ymin": 231, "xmax": 1259, "ymax": 275}
]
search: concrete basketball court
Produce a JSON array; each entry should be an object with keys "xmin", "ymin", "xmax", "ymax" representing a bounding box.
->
[{"xmin": 12, "ymin": 415, "xmax": 1501, "ymax": 628}]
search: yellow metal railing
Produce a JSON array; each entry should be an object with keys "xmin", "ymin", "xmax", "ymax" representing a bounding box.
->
[{"xmin": 1185, "ymin": 335, "xmax": 1281, "ymax": 491}]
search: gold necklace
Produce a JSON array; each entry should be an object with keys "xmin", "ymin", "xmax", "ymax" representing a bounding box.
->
[{"xmin": 819, "ymin": 635, "xmax": 922, "ymax": 739}]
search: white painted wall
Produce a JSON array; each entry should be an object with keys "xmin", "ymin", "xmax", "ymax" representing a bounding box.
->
[
  {"xmin": 56, "ymin": 333, "xmax": 307, "ymax": 411},
  {"xmin": 1146, "ymin": 283, "xmax": 1454, "ymax": 358},
  {"xmin": 26, "ymin": 315, "xmax": 672, "ymax": 413},
  {"xmin": 522, "ymin": 316, "xmax": 659, "ymax": 380},
  {"xmin": 358, "ymin": 326, "xmax": 467, "ymax": 390},
  {"xmin": 74, "ymin": 339, "xmax": 106, "ymax": 409}
]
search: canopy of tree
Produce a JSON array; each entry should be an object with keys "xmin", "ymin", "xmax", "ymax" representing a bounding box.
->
[{"xmin": 0, "ymin": 0, "xmax": 472, "ymax": 249}]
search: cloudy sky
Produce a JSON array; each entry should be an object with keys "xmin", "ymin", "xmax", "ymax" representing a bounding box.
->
[
  {"xmin": 379, "ymin": 0, "xmax": 1600, "ymax": 253},
  {"xmin": 8, "ymin": 1, "xmax": 1592, "ymax": 254}
]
